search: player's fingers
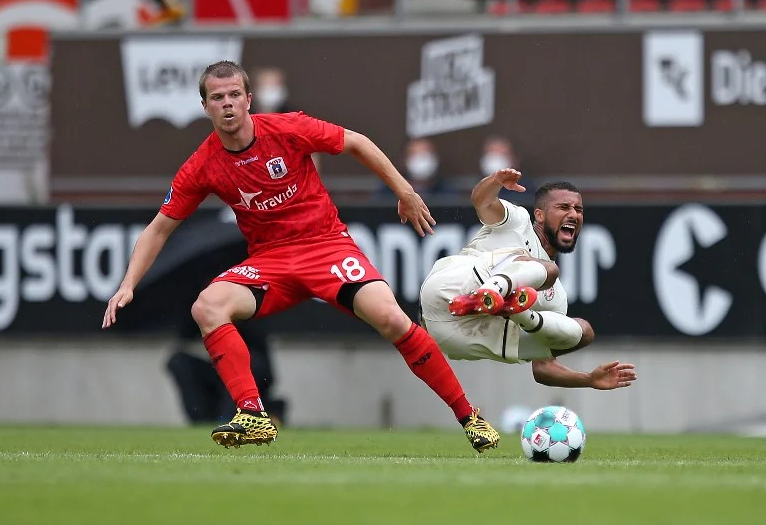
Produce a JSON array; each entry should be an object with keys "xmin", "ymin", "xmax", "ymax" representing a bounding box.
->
[
  {"xmin": 110, "ymin": 301, "xmax": 119, "ymax": 324},
  {"xmin": 411, "ymin": 218, "xmax": 425, "ymax": 237},
  {"xmin": 423, "ymin": 208, "xmax": 436, "ymax": 226},
  {"xmin": 104, "ymin": 300, "xmax": 117, "ymax": 328},
  {"xmin": 111, "ymin": 294, "xmax": 128, "ymax": 323},
  {"xmin": 616, "ymin": 363, "xmax": 635, "ymax": 370},
  {"xmin": 420, "ymin": 215, "xmax": 435, "ymax": 235},
  {"xmin": 601, "ymin": 361, "xmax": 620, "ymax": 370}
]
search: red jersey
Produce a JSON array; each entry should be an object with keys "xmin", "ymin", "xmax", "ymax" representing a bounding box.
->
[{"xmin": 161, "ymin": 112, "xmax": 346, "ymax": 254}]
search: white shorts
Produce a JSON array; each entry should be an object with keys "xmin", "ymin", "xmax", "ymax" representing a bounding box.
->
[{"xmin": 419, "ymin": 251, "xmax": 552, "ymax": 364}]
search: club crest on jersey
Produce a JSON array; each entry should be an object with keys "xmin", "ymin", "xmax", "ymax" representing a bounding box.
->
[
  {"xmin": 543, "ymin": 287, "xmax": 555, "ymax": 301},
  {"xmin": 266, "ymin": 157, "xmax": 288, "ymax": 179},
  {"xmin": 163, "ymin": 186, "xmax": 173, "ymax": 205}
]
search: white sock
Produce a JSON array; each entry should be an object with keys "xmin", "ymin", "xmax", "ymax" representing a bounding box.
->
[
  {"xmin": 478, "ymin": 259, "xmax": 549, "ymax": 298},
  {"xmin": 478, "ymin": 275, "xmax": 511, "ymax": 297},
  {"xmin": 507, "ymin": 310, "xmax": 583, "ymax": 350}
]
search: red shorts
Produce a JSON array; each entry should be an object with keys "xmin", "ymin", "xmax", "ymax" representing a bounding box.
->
[{"xmin": 210, "ymin": 233, "xmax": 385, "ymax": 317}]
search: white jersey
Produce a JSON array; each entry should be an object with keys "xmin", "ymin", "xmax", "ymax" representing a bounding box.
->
[
  {"xmin": 462, "ymin": 199, "xmax": 568, "ymax": 315},
  {"xmin": 420, "ymin": 199, "xmax": 567, "ymax": 364}
]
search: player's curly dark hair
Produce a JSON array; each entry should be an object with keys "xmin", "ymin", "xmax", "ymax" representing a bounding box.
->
[
  {"xmin": 199, "ymin": 61, "xmax": 250, "ymax": 100},
  {"xmin": 534, "ymin": 181, "xmax": 581, "ymax": 209}
]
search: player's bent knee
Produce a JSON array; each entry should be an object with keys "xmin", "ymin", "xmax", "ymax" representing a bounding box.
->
[
  {"xmin": 374, "ymin": 305, "xmax": 412, "ymax": 341},
  {"xmin": 190, "ymin": 295, "xmax": 221, "ymax": 330},
  {"xmin": 541, "ymin": 261, "xmax": 559, "ymax": 288},
  {"xmin": 551, "ymin": 318, "xmax": 594, "ymax": 356},
  {"xmin": 575, "ymin": 318, "xmax": 594, "ymax": 348},
  {"xmin": 191, "ymin": 282, "xmax": 257, "ymax": 332}
]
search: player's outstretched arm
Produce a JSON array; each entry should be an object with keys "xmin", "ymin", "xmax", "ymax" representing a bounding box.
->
[
  {"xmin": 102, "ymin": 212, "xmax": 182, "ymax": 329},
  {"xmin": 343, "ymin": 129, "xmax": 435, "ymax": 237},
  {"xmin": 471, "ymin": 168, "xmax": 526, "ymax": 224},
  {"xmin": 531, "ymin": 358, "xmax": 636, "ymax": 390}
]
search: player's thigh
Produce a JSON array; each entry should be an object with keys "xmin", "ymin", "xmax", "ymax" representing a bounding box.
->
[
  {"xmin": 428, "ymin": 319, "xmax": 511, "ymax": 364},
  {"xmin": 352, "ymin": 280, "xmax": 411, "ymax": 337},
  {"xmin": 210, "ymin": 257, "xmax": 308, "ymax": 318},
  {"xmin": 193, "ymin": 281, "xmax": 258, "ymax": 322},
  {"xmin": 296, "ymin": 239, "xmax": 412, "ymax": 337},
  {"xmin": 420, "ymin": 258, "xmax": 474, "ymax": 322},
  {"xmin": 298, "ymin": 238, "xmax": 385, "ymax": 309}
]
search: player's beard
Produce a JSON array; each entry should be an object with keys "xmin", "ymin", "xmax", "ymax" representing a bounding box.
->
[{"xmin": 543, "ymin": 220, "xmax": 578, "ymax": 254}]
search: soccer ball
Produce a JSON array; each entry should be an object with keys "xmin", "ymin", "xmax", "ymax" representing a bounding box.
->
[{"xmin": 520, "ymin": 406, "xmax": 586, "ymax": 463}]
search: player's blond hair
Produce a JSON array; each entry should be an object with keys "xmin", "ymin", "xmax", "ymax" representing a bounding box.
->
[{"xmin": 199, "ymin": 61, "xmax": 250, "ymax": 100}]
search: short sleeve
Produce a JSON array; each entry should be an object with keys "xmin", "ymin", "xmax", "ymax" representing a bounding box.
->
[
  {"xmin": 288, "ymin": 111, "xmax": 345, "ymax": 155},
  {"xmin": 160, "ymin": 153, "xmax": 208, "ymax": 220},
  {"xmin": 481, "ymin": 199, "xmax": 530, "ymax": 230}
]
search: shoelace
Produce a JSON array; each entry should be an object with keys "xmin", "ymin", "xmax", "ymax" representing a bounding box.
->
[{"xmin": 466, "ymin": 409, "xmax": 487, "ymax": 429}]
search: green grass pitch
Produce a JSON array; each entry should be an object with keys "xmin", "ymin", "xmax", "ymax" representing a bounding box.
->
[{"xmin": 1, "ymin": 426, "xmax": 764, "ymax": 524}]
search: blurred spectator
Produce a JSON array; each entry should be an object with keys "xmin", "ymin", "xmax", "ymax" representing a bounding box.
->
[
  {"xmin": 247, "ymin": 67, "xmax": 322, "ymax": 172},
  {"xmin": 479, "ymin": 135, "xmax": 519, "ymax": 177},
  {"xmin": 479, "ymin": 135, "xmax": 535, "ymax": 204},
  {"xmin": 143, "ymin": 0, "xmax": 186, "ymax": 26},
  {"xmin": 378, "ymin": 138, "xmax": 453, "ymax": 200},
  {"xmin": 250, "ymin": 67, "xmax": 297, "ymax": 114}
]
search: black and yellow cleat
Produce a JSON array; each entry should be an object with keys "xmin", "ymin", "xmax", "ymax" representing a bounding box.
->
[
  {"xmin": 460, "ymin": 408, "xmax": 500, "ymax": 453},
  {"xmin": 211, "ymin": 408, "xmax": 278, "ymax": 448}
]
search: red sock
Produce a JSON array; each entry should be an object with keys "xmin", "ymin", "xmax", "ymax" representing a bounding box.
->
[
  {"xmin": 394, "ymin": 323, "xmax": 473, "ymax": 422},
  {"xmin": 203, "ymin": 323, "xmax": 263, "ymax": 411}
]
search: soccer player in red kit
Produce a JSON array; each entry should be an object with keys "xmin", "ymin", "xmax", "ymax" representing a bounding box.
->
[{"xmin": 102, "ymin": 61, "xmax": 499, "ymax": 452}]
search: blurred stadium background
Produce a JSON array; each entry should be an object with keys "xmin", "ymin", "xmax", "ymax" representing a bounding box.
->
[{"xmin": 1, "ymin": 0, "xmax": 765, "ymax": 437}]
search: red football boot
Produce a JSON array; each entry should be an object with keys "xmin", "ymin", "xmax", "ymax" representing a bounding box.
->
[
  {"xmin": 497, "ymin": 287, "xmax": 538, "ymax": 316},
  {"xmin": 448, "ymin": 289, "xmax": 505, "ymax": 316}
]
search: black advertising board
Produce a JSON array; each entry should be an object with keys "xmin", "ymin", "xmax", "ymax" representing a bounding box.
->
[{"xmin": 0, "ymin": 203, "xmax": 764, "ymax": 339}]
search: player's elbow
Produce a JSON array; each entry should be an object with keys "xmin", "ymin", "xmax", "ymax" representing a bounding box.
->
[
  {"xmin": 147, "ymin": 212, "xmax": 182, "ymax": 240},
  {"xmin": 469, "ymin": 186, "xmax": 483, "ymax": 208},
  {"xmin": 470, "ymin": 184, "xmax": 494, "ymax": 211},
  {"xmin": 532, "ymin": 359, "xmax": 554, "ymax": 385}
]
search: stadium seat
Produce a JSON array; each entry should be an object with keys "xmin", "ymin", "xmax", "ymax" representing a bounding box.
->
[
  {"xmin": 528, "ymin": 0, "xmax": 571, "ymax": 12},
  {"xmin": 711, "ymin": 0, "xmax": 734, "ymax": 10},
  {"xmin": 577, "ymin": 0, "xmax": 616, "ymax": 12},
  {"xmin": 629, "ymin": 0, "xmax": 661, "ymax": 10},
  {"xmin": 667, "ymin": 0, "xmax": 708, "ymax": 10},
  {"xmin": 487, "ymin": 0, "xmax": 518, "ymax": 14}
]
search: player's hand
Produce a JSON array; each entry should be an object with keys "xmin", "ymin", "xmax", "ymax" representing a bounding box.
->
[
  {"xmin": 397, "ymin": 192, "xmax": 436, "ymax": 237},
  {"xmin": 590, "ymin": 361, "xmax": 636, "ymax": 390},
  {"xmin": 492, "ymin": 168, "xmax": 526, "ymax": 192},
  {"xmin": 102, "ymin": 286, "xmax": 134, "ymax": 329}
]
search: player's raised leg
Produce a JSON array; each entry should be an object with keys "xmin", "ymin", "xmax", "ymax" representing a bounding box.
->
[
  {"xmin": 449, "ymin": 256, "xmax": 555, "ymax": 316},
  {"xmin": 191, "ymin": 281, "xmax": 278, "ymax": 448},
  {"xmin": 352, "ymin": 280, "xmax": 500, "ymax": 453},
  {"xmin": 512, "ymin": 311, "xmax": 593, "ymax": 353}
]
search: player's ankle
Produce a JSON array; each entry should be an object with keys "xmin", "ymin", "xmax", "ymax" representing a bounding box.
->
[{"xmin": 478, "ymin": 275, "xmax": 512, "ymax": 298}]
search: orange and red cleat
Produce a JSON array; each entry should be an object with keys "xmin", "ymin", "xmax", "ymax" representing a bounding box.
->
[{"xmin": 448, "ymin": 287, "xmax": 538, "ymax": 317}]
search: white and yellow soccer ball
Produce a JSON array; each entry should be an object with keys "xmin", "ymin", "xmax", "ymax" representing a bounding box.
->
[{"xmin": 520, "ymin": 406, "xmax": 586, "ymax": 463}]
